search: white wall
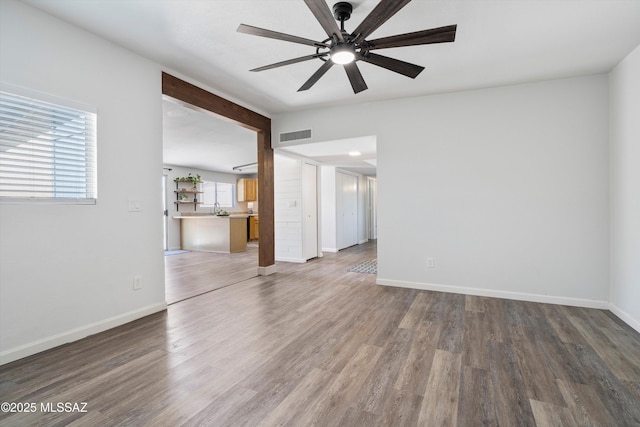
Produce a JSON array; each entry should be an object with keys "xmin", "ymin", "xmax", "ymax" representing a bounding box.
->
[
  {"xmin": 274, "ymin": 154, "xmax": 304, "ymax": 262},
  {"xmin": 274, "ymin": 153, "xmax": 325, "ymax": 262},
  {"xmin": 609, "ymin": 43, "xmax": 640, "ymax": 332},
  {"xmin": 274, "ymin": 75, "xmax": 610, "ymax": 308},
  {"xmin": 0, "ymin": 0, "xmax": 165, "ymax": 364}
]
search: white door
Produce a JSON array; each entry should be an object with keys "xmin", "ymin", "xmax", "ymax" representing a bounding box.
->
[
  {"xmin": 338, "ymin": 172, "xmax": 358, "ymax": 249},
  {"xmin": 302, "ymin": 163, "xmax": 318, "ymax": 260}
]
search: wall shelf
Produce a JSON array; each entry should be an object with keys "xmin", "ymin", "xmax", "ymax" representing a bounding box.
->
[{"xmin": 174, "ymin": 180, "xmax": 203, "ymax": 211}]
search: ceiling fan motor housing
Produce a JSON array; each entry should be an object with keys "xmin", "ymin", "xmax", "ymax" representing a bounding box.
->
[{"xmin": 332, "ymin": 2, "xmax": 353, "ymax": 22}]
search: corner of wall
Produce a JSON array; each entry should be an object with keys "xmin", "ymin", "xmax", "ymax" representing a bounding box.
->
[{"xmin": 608, "ymin": 42, "xmax": 640, "ymax": 333}]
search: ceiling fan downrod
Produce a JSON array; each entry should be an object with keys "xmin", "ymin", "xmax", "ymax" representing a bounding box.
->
[{"xmin": 332, "ymin": 2, "xmax": 353, "ymax": 33}]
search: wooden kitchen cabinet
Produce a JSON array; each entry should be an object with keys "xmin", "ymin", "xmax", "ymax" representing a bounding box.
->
[
  {"xmin": 237, "ymin": 178, "xmax": 258, "ymax": 202},
  {"xmin": 249, "ymin": 216, "xmax": 259, "ymax": 240}
]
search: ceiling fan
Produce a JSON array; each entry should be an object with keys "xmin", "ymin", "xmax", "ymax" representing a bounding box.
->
[{"xmin": 237, "ymin": 0, "xmax": 457, "ymax": 94}]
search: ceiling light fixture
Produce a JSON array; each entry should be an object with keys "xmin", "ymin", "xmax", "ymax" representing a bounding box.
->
[
  {"xmin": 330, "ymin": 44, "xmax": 355, "ymax": 65},
  {"xmin": 233, "ymin": 162, "xmax": 258, "ymax": 171},
  {"xmin": 348, "ymin": 151, "xmax": 361, "ymax": 156},
  {"xmin": 238, "ymin": 1, "xmax": 457, "ymax": 94}
]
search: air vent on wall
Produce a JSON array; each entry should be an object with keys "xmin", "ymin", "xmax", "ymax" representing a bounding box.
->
[{"xmin": 279, "ymin": 129, "xmax": 312, "ymax": 143}]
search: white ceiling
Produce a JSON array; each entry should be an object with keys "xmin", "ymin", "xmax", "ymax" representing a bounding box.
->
[
  {"xmin": 163, "ymin": 97, "xmax": 258, "ymax": 174},
  {"xmin": 278, "ymin": 136, "xmax": 377, "ymax": 176},
  {"xmin": 24, "ymin": 0, "xmax": 640, "ymax": 115},
  {"xmin": 24, "ymin": 0, "xmax": 640, "ymax": 174},
  {"xmin": 163, "ymin": 97, "xmax": 377, "ymax": 175}
]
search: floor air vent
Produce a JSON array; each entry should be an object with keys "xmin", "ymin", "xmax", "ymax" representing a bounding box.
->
[{"xmin": 279, "ymin": 129, "xmax": 312, "ymax": 143}]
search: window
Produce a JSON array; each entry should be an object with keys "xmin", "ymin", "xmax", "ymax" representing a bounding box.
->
[
  {"xmin": 0, "ymin": 88, "xmax": 97, "ymax": 203},
  {"xmin": 201, "ymin": 181, "xmax": 235, "ymax": 208}
]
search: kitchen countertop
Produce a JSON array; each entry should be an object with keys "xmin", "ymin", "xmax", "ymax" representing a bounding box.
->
[{"xmin": 173, "ymin": 214, "xmax": 253, "ymax": 219}]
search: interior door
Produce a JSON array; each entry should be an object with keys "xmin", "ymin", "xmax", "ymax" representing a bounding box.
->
[
  {"xmin": 302, "ymin": 163, "xmax": 318, "ymax": 260},
  {"xmin": 338, "ymin": 172, "xmax": 358, "ymax": 249}
]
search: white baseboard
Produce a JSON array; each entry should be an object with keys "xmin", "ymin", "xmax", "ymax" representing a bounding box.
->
[
  {"xmin": 322, "ymin": 247, "xmax": 338, "ymax": 253},
  {"xmin": 275, "ymin": 257, "xmax": 306, "ymax": 263},
  {"xmin": 257, "ymin": 264, "xmax": 277, "ymax": 275},
  {"xmin": 609, "ymin": 303, "xmax": 640, "ymax": 333},
  {"xmin": 358, "ymin": 239, "xmax": 369, "ymax": 245},
  {"xmin": 0, "ymin": 303, "xmax": 167, "ymax": 366},
  {"xmin": 376, "ymin": 278, "xmax": 609, "ymax": 310}
]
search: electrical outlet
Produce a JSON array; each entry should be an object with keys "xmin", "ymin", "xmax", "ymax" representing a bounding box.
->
[
  {"xmin": 128, "ymin": 198, "xmax": 142, "ymax": 212},
  {"xmin": 426, "ymin": 257, "xmax": 436, "ymax": 269},
  {"xmin": 133, "ymin": 275, "xmax": 142, "ymax": 290}
]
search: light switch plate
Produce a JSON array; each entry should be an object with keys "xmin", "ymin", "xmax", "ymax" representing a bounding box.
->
[{"xmin": 128, "ymin": 198, "xmax": 142, "ymax": 212}]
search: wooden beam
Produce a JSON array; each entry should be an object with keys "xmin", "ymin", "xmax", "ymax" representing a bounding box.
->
[
  {"xmin": 257, "ymin": 130, "xmax": 274, "ymax": 267},
  {"xmin": 161, "ymin": 72, "xmax": 270, "ymax": 132},
  {"xmin": 161, "ymin": 72, "xmax": 274, "ymax": 270}
]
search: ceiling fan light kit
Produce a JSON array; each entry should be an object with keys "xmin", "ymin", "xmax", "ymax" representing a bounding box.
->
[
  {"xmin": 237, "ymin": 0, "xmax": 457, "ymax": 94},
  {"xmin": 331, "ymin": 44, "xmax": 356, "ymax": 64}
]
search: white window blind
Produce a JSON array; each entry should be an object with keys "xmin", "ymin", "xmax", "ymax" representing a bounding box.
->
[
  {"xmin": 201, "ymin": 181, "xmax": 235, "ymax": 208},
  {"xmin": 0, "ymin": 90, "xmax": 97, "ymax": 202},
  {"xmin": 216, "ymin": 183, "xmax": 234, "ymax": 207},
  {"xmin": 201, "ymin": 181, "xmax": 217, "ymax": 206}
]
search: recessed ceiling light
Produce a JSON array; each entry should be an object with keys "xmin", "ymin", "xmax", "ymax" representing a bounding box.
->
[{"xmin": 348, "ymin": 151, "xmax": 361, "ymax": 156}]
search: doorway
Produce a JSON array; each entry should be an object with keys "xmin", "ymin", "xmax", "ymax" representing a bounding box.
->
[
  {"xmin": 367, "ymin": 177, "xmax": 377, "ymax": 240},
  {"xmin": 162, "ymin": 105, "xmax": 260, "ymax": 303},
  {"xmin": 302, "ymin": 163, "xmax": 318, "ymax": 260},
  {"xmin": 161, "ymin": 73, "xmax": 274, "ymax": 304},
  {"xmin": 337, "ymin": 172, "xmax": 358, "ymax": 250}
]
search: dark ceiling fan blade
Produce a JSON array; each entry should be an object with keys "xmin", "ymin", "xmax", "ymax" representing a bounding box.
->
[
  {"xmin": 298, "ymin": 60, "xmax": 335, "ymax": 91},
  {"xmin": 237, "ymin": 24, "xmax": 327, "ymax": 48},
  {"xmin": 352, "ymin": 0, "xmax": 412, "ymax": 43},
  {"xmin": 366, "ymin": 25, "xmax": 457, "ymax": 50},
  {"xmin": 343, "ymin": 62, "xmax": 368, "ymax": 94},
  {"xmin": 303, "ymin": 0, "xmax": 344, "ymax": 42},
  {"xmin": 359, "ymin": 52, "xmax": 424, "ymax": 78},
  {"xmin": 250, "ymin": 54, "xmax": 328, "ymax": 72}
]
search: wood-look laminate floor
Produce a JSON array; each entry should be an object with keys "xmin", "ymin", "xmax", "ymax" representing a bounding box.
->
[
  {"xmin": 165, "ymin": 243, "xmax": 258, "ymax": 304},
  {"xmin": 2, "ymin": 241, "xmax": 640, "ymax": 426}
]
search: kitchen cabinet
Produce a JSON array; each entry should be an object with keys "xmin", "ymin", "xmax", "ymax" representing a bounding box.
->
[
  {"xmin": 249, "ymin": 216, "xmax": 259, "ymax": 240},
  {"xmin": 176, "ymin": 215, "xmax": 248, "ymax": 253},
  {"xmin": 237, "ymin": 178, "xmax": 258, "ymax": 202}
]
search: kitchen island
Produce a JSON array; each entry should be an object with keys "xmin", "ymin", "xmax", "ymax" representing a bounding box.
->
[{"xmin": 174, "ymin": 214, "xmax": 248, "ymax": 253}]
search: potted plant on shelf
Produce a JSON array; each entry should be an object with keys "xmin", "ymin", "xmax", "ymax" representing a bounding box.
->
[{"xmin": 174, "ymin": 173, "xmax": 201, "ymax": 190}]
